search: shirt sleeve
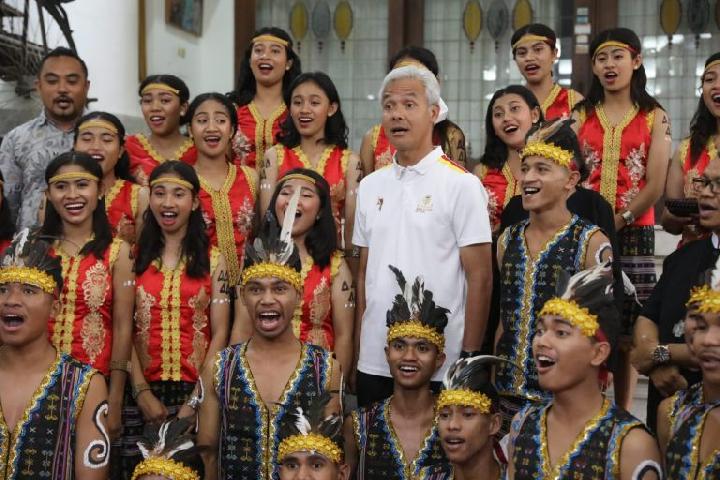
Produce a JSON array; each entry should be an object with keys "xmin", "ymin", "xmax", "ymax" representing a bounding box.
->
[
  {"xmin": 641, "ymin": 255, "xmax": 672, "ymax": 324},
  {"xmin": 352, "ymin": 179, "xmax": 369, "ymax": 248},
  {"xmin": 451, "ymin": 173, "xmax": 492, "ymax": 246},
  {"xmin": 0, "ymin": 131, "xmax": 20, "ymax": 225}
]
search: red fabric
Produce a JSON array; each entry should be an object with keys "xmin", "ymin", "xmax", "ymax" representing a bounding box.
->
[
  {"xmin": 372, "ymin": 125, "xmax": 395, "ymax": 170},
  {"xmin": 125, "ymin": 134, "xmax": 197, "ymax": 186},
  {"xmin": 544, "ymin": 87, "xmax": 574, "ymax": 121},
  {"xmin": 105, "ymin": 179, "xmax": 140, "ymax": 243},
  {"xmin": 293, "ymin": 254, "xmax": 341, "ymax": 350},
  {"xmin": 0, "ymin": 239, "xmax": 11, "ymax": 255},
  {"xmin": 232, "ymin": 102, "xmax": 288, "ymax": 168},
  {"xmin": 479, "ymin": 165, "xmax": 519, "ymax": 232}
]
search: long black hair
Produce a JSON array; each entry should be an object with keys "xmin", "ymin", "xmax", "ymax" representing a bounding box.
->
[
  {"xmin": 278, "ymin": 72, "xmax": 348, "ymax": 149},
  {"xmin": 227, "ymin": 27, "xmax": 302, "ymax": 107},
  {"xmin": 267, "ymin": 168, "xmax": 336, "ymax": 268},
  {"xmin": 480, "ymin": 85, "xmax": 543, "ymax": 169},
  {"xmin": 187, "ymin": 92, "xmax": 239, "ymax": 139},
  {"xmin": 41, "ymin": 152, "xmax": 113, "ymax": 259},
  {"xmin": 511, "ymin": 23, "xmax": 557, "ymax": 56},
  {"xmin": 135, "ymin": 161, "xmax": 210, "ymax": 278},
  {"xmin": 688, "ymin": 52, "xmax": 720, "ymax": 167},
  {"xmin": 388, "ymin": 45, "xmax": 439, "ymax": 75},
  {"xmin": 74, "ymin": 111, "xmax": 135, "ymax": 182},
  {"xmin": 0, "ymin": 170, "xmax": 14, "ymax": 242},
  {"xmin": 139, "ymin": 74, "xmax": 191, "ymax": 125},
  {"xmin": 577, "ymin": 28, "xmax": 662, "ymax": 114}
]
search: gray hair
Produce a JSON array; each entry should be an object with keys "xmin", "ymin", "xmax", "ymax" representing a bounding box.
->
[{"xmin": 378, "ymin": 65, "xmax": 441, "ymax": 107}]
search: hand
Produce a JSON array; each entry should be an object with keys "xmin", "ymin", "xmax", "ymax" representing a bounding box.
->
[
  {"xmin": 106, "ymin": 401, "xmax": 123, "ymax": 440},
  {"xmin": 614, "ymin": 214, "xmax": 626, "ymax": 232},
  {"xmin": 630, "ymin": 339, "xmax": 658, "ymax": 375},
  {"xmin": 649, "ymin": 365, "xmax": 688, "ymax": 397},
  {"xmin": 137, "ymin": 390, "xmax": 168, "ymax": 424},
  {"xmin": 347, "ymin": 367, "xmax": 357, "ymax": 395}
]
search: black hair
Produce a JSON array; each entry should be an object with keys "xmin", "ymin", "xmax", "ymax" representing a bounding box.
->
[
  {"xmin": 388, "ymin": 45, "xmax": 440, "ymax": 76},
  {"xmin": 277, "ymin": 72, "xmax": 348, "ymax": 149},
  {"xmin": 0, "ymin": 170, "xmax": 14, "ymax": 242},
  {"xmin": 577, "ymin": 28, "xmax": 663, "ymax": 114},
  {"xmin": 139, "ymin": 74, "xmax": 191, "ymax": 126},
  {"xmin": 41, "ymin": 152, "xmax": 113, "ymax": 259},
  {"xmin": 480, "ymin": 85, "xmax": 544, "ymax": 169},
  {"xmin": 187, "ymin": 92, "xmax": 239, "ymax": 145},
  {"xmin": 73, "ymin": 111, "xmax": 135, "ymax": 182},
  {"xmin": 267, "ymin": 168, "xmax": 337, "ymax": 268},
  {"xmin": 688, "ymin": 52, "xmax": 720, "ymax": 167},
  {"xmin": 135, "ymin": 162, "xmax": 210, "ymax": 278},
  {"xmin": 511, "ymin": 23, "xmax": 557, "ymax": 57},
  {"xmin": 227, "ymin": 27, "xmax": 302, "ymax": 106},
  {"xmin": 524, "ymin": 119, "xmax": 589, "ymax": 181},
  {"xmin": 38, "ymin": 46, "xmax": 88, "ymax": 78}
]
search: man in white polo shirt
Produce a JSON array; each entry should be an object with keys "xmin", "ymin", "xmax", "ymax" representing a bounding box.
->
[{"xmin": 352, "ymin": 64, "xmax": 493, "ymax": 407}]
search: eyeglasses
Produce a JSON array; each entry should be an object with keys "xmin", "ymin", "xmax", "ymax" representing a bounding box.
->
[{"xmin": 691, "ymin": 176, "xmax": 720, "ymax": 194}]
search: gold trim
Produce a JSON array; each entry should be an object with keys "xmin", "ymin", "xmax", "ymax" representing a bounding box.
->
[
  {"xmin": 248, "ymin": 101, "xmax": 287, "ymax": 165},
  {"xmin": 104, "ymin": 179, "xmax": 125, "ymax": 214},
  {"xmin": 539, "ymin": 298, "xmax": 599, "ymax": 336},
  {"xmin": 592, "ymin": 41, "xmax": 633, "ymax": 60},
  {"xmin": 159, "ymin": 258, "xmax": 185, "ymax": 381},
  {"xmin": 521, "ymin": 140, "xmax": 574, "ymax": 168},
  {"xmin": 48, "ymin": 171, "xmax": 99, "ymax": 185},
  {"xmin": 291, "ymin": 144, "xmax": 334, "ymax": 174},
  {"xmin": 130, "ymin": 183, "xmax": 140, "ymax": 219},
  {"xmin": 387, "ymin": 320, "xmax": 444, "ymax": 352},
  {"xmin": 277, "ymin": 433, "xmax": 342, "ymax": 463},
  {"xmin": 242, "ymin": 263, "xmax": 303, "ymax": 291},
  {"xmin": 540, "ymin": 84, "xmax": 562, "ymax": 115},
  {"xmin": 371, "ymin": 124, "xmax": 382, "ymax": 152},
  {"xmin": 0, "ymin": 267, "xmax": 56, "ymax": 294},
  {"xmin": 136, "ymin": 133, "xmax": 194, "ymax": 165},
  {"xmin": 78, "ymin": 119, "xmax": 119, "ymax": 135},
  {"xmin": 281, "ymin": 173, "xmax": 317, "ymax": 185},
  {"xmin": 140, "ymin": 82, "xmax": 180, "ymax": 96},
  {"xmin": 512, "ymin": 34, "xmax": 550, "ymax": 50},
  {"xmin": 502, "ymin": 163, "xmax": 517, "ymax": 207},
  {"xmin": 437, "ymin": 389, "xmax": 492, "ymax": 413},
  {"xmin": 687, "ymin": 285, "xmax": 720, "ymax": 313},
  {"xmin": 252, "ymin": 34, "xmax": 289, "ymax": 47},
  {"xmin": 595, "ymin": 104, "xmax": 639, "ymax": 211},
  {"xmin": 385, "ymin": 398, "xmax": 436, "ymax": 477},
  {"xmin": 241, "ymin": 165, "xmax": 258, "ymax": 200},
  {"xmin": 292, "ymin": 256, "xmax": 314, "ymax": 338},
  {"xmin": 54, "ymin": 253, "xmax": 81, "ymax": 355},
  {"xmin": 150, "ymin": 176, "xmax": 194, "ymax": 191},
  {"xmin": 131, "ymin": 457, "xmax": 200, "ymax": 480}
]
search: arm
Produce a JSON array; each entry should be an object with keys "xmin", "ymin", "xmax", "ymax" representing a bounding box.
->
[
  {"xmin": 459, "ymin": 243, "xmax": 492, "ymax": 351},
  {"xmin": 229, "ymin": 287, "xmax": 252, "ymax": 344},
  {"xmin": 107, "ymin": 241, "xmax": 135, "ymax": 439},
  {"xmin": 359, "ymin": 127, "xmax": 375, "ymax": 175},
  {"xmin": 0, "ymin": 133, "xmax": 21, "ymax": 225},
  {"xmin": 656, "ymin": 397, "xmax": 673, "ymax": 457},
  {"xmin": 660, "ymin": 145, "xmax": 693, "ymax": 235},
  {"xmin": 342, "ymin": 413, "xmax": 358, "ymax": 477},
  {"xmin": 196, "ymin": 358, "xmax": 220, "ymax": 480},
  {"xmin": 205, "ymin": 254, "xmax": 231, "ymax": 371},
  {"xmin": 130, "ymin": 346, "xmax": 168, "ymax": 423},
  {"xmin": 134, "ymin": 186, "xmax": 149, "ymax": 241},
  {"xmin": 351, "ymin": 247, "xmax": 368, "ymax": 392},
  {"xmin": 343, "ymin": 152, "xmax": 362, "ymax": 252},
  {"xmin": 583, "ymin": 230, "xmax": 612, "ymax": 268},
  {"xmin": 326, "ymin": 356, "xmax": 343, "ymax": 416},
  {"xmin": 616, "ymin": 108, "xmax": 672, "ymax": 231},
  {"xmin": 331, "ymin": 258, "xmax": 355, "ymax": 382},
  {"xmin": 619, "ymin": 427, "xmax": 662, "ymax": 480},
  {"xmin": 494, "ymin": 239, "xmax": 506, "ymax": 353},
  {"xmin": 258, "ymin": 146, "xmax": 279, "ymax": 218},
  {"xmin": 74, "ymin": 373, "xmax": 110, "ymax": 479},
  {"xmin": 632, "ymin": 316, "xmax": 697, "ymax": 373}
]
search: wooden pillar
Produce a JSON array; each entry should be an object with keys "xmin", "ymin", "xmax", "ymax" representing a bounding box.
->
[
  {"xmin": 387, "ymin": 0, "xmax": 425, "ymax": 62},
  {"xmin": 571, "ymin": 0, "xmax": 618, "ymax": 94},
  {"xmin": 234, "ymin": 0, "xmax": 255, "ymax": 88}
]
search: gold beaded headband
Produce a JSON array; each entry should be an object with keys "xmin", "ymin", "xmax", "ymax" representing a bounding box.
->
[
  {"xmin": 387, "ymin": 320, "xmax": 445, "ymax": 352},
  {"xmin": 686, "ymin": 285, "xmax": 720, "ymax": 313},
  {"xmin": 131, "ymin": 457, "xmax": 199, "ymax": 480},
  {"xmin": 703, "ymin": 60, "xmax": 720, "ymax": 77},
  {"xmin": 521, "ymin": 141, "xmax": 575, "ymax": 169},
  {"xmin": 252, "ymin": 34, "xmax": 289, "ymax": 47},
  {"xmin": 539, "ymin": 298, "xmax": 600, "ymax": 337},
  {"xmin": 512, "ymin": 34, "xmax": 553, "ymax": 50},
  {"xmin": 592, "ymin": 41, "xmax": 637, "ymax": 60},
  {"xmin": 281, "ymin": 173, "xmax": 316, "ymax": 185},
  {"xmin": 437, "ymin": 389, "xmax": 492, "ymax": 413},
  {"xmin": 241, "ymin": 263, "xmax": 303, "ymax": 291},
  {"xmin": 149, "ymin": 177, "xmax": 195, "ymax": 191},
  {"xmin": 393, "ymin": 59, "xmax": 431, "ymax": 72},
  {"xmin": 277, "ymin": 433, "xmax": 343, "ymax": 464},
  {"xmin": 140, "ymin": 83, "xmax": 180, "ymax": 96},
  {"xmin": 48, "ymin": 171, "xmax": 100, "ymax": 185},
  {"xmin": 78, "ymin": 119, "xmax": 119, "ymax": 135},
  {"xmin": 0, "ymin": 266, "xmax": 57, "ymax": 295}
]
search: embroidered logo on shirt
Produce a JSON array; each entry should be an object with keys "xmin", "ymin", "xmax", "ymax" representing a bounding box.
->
[
  {"xmin": 377, "ymin": 197, "xmax": 384, "ymax": 211},
  {"xmin": 416, "ymin": 195, "xmax": 433, "ymax": 213}
]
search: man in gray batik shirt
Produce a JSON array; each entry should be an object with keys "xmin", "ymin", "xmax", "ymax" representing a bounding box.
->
[{"xmin": 0, "ymin": 47, "xmax": 90, "ymax": 229}]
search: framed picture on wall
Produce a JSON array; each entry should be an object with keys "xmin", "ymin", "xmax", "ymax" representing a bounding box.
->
[{"xmin": 165, "ymin": 0, "xmax": 203, "ymax": 36}]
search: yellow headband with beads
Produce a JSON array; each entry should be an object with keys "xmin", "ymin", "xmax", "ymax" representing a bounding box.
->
[
  {"xmin": 252, "ymin": 34, "xmax": 289, "ymax": 47},
  {"xmin": 539, "ymin": 298, "xmax": 600, "ymax": 337},
  {"xmin": 512, "ymin": 34, "xmax": 552, "ymax": 50},
  {"xmin": 277, "ymin": 433, "xmax": 343, "ymax": 464},
  {"xmin": 140, "ymin": 83, "xmax": 180, "ymax": 96},
  {"xmin": 703, "ymin": 60, "xmax": 720, "ymax": 77},
  {"xmin": 78, "ymin": 119, "xmax": 119, "ymax": 135},
  {"xmin": 592, "ymin": 41, "xmax": 636, "ymax": 60},
  {"xmin": 521, "ymin": 141, "xmax": 575, "ymax": 169},
  {"xmin": 0, "ymin": 266, "xmax": 57, "ymax": 295},
  {"xmin": 281, "ymin": 173, "xmax": 316, "ymax": 185},
  {"xmin": 149, "ymin": 176, "xmax": 194, "ymax": 191},
  {"xmin": 131, "ymin": 457, "xmax": 199, "ymax": 480},
  {"xmin": 386, "ymin": 320, "xmax": 445, "ymax": 352},
  {"xmin": 48, "ymin": 171, "xmax": 100, "ymax": 185},
  {"xmin": 241, "ymin": 263, "xmax": 303, "ymax": 291},
  {"xmin": 437, "ymin": 389, "xmax": 492, "ymax": 413},
  {"xmin": 686, "ymin": 285, "xmax": 720, "ymax": 313}
]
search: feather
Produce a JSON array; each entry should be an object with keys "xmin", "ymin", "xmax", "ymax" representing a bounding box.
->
[
  {"xmin": 294, "ymin": 407, "xmax": 312, "ymax": 435},
  {"xmin": 388, "ymin": 265, "xmax": 407, "ymax": 298},
  {"xmin": 527, "ymin": 118, "xmax": 574, "ymax": 146},
  {"xmin": 278, "ymin": 187, "xmax": 301, "ymax": 262},
  {"xmin": 444, "ymin": 355, "xmax": 513, "ymax": 390}
]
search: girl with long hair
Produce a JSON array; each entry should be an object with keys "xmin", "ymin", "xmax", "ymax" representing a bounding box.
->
[
  {"xmin": 40, "ymin": 151, "xmax": 134, "ymax": 445},
  {"xmin": 230, "ymin": 168, "xmax": 355, "ymax": 379},
  {"xmin": 511, "ymin": 23, "xmax": 583, "ymax": 120},
  {"xmin": 573, "ymin": 27, "xmax": 672, "ymax": 411},
  {"xmin": 73, "ymin": 112, "xmax": 149, "ymax": 243},
  {"xmin": 120, "ymin": 161, "xmax": 230, "ymax": 478},
  {"xmin": 227, "ymin": 26, "xmax": 302, "ymax": 168},
  {"xmin": 661, "ymin": 52, "xmax": 720, "ymax": 245},
  {"xmin": 187, "ymin": 92, "xmax": 257, "ymax": 286},
  {"xmin": 474, "ymin": 85, "xmax": 543, "ymax": 233},
  {"xmin": 126, "ymin": 74, "xmax": 197, "ymax": 185},
  {"xmin": 260, "ymin": 72, "xmax": 361, "ymax": 250}
]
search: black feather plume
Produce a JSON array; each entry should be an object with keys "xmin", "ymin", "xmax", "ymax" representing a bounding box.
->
[{"xmin": 386, "ymin": 264, "xmax": 450, "ymax": 336}]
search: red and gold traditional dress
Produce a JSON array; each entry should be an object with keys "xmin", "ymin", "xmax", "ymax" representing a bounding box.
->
[
  {"xmin": 49, "ymin": 238, "xmax": 124, "ymax": 375},
  {"xmin": 292, "ymin": 251, "xmax": 344, "ymax": 350},
  {"xmin": 105, "ymin": 179, "xmax": 141, "ymax": 243},
  {"xmin": 276, "ymin": 144, "xmax": 349, "ymax": 239},
  {"xmin": 540, "ymin": 84, "xmax": 581, "ymax": 121},
  {"xmin": 370, "ymin": 122, "xmax": 466, "ymax": 170},
  {"xmin": 232, "ymin": 102, "xmax": 288, "ymax": 168},
  {"xmin": 125, "ymin": 133, "xmax": 197, "ymax": 186},
  {"xmin": 134, "ymin": 248, "xmax": 220, "ymax": 383},
  {"xmin": 476, "ymin": 163, "xmax": 520, "ymax": 232},
  {"xmin": 197, "ymin": 165, "xmax": 256, "ymax": 285},
  {"xmin": 0, "ymin": 239, "xmax": 11, "ymax": 254}
]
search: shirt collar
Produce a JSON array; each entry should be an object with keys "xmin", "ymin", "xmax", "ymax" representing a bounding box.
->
[
  {"xmin": 39, "ymin": 108, "xmax": 88, "ymax": 133},
  {"xmin": 391, "ymin": 146, "xmax": 443, "ymax": 178},
  {"xmin": 713, "ymin": 232, "xmax": 719, "ymax": 249}
]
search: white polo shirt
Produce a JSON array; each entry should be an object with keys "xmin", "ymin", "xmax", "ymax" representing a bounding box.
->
[{"xmin": 353, "ymin": 146, "xmax": 492, "ymax": 380}]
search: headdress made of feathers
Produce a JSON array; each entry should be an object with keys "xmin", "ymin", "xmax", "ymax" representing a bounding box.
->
[
  {"xmin": 437, "ymin": 355, "xmax": 509, "ymax": 413},
  {"xmin": 277, "ymin": 391, "xmax": 343, "ymax": 464},
  {"xmin": 241, "ymin": 187, "xmax": 303, "ymax": 290},
  {"xmin": 521, "ymin": 118, "xmax": 578, "ymax": 170},
  {"xmin": 686, "ymin": 253, "xmax": 720, "ymax": 313},
  {"xmin": 386, "ymin": 265, "xmax": 450, "ymax": 352},
  {"xmin": 131, "ymin": 417, "xmax": 201, "ymax": 480},
  {"xmin": 0, "ymin": 229, "xmax": 62, "ymax": 295}
]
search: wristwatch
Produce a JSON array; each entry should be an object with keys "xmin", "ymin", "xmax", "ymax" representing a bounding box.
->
[
  {"xmin": 651, "ymin": 344, "xmax": 671, "ymax": 366},
  {"xmin": 621, "ymin": 210, "xmax": 635, "ymax": 226}
]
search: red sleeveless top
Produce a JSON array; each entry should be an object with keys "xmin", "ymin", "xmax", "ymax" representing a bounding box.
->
[
  {"xmin": 105, "ymin": 179, "xmax": 141, "ymax": 243},
  {"xmin": 477, "ymin": 163, "xmax": 520, "ymax": 231},
  {"xmin": 49, "ymin": 238, "xmax": 124, "ymax": 375},
  {"xmin": 126, "ymin": 133, "xmax": 197, "ymax": 186},
  {"xmin": 541, "ymin": 84, "xmax": 580, "ymax": 121},
  {"xmin": 134, "ymin": 248, "xmax": 220, "ymax": 382},
  {"xmin": 578, "ymin": 105, "xmax": 656, "ymax": 226},
  {"xmin": 232, "ymin": 102, "xmax": 288, "ymax": 168}
]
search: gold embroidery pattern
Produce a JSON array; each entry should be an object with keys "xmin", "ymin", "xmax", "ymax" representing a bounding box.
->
[
  {"xmin": 104, "ymin": 179, "xmax": 124, "ymax": 214},
  {"xmin": 501, "ymin": 163, "xmax": 517, "ymax": 207},
  {"xmin": 619, "ymin": 144, "xmax": 647, "ymax": 210},
  {"xmin": 567, "ymin": 89, "xmax": 578, "ymax": 111},
  {"xmin": 540, "ymin": 84, "xmax": 562, "ymax": 115},
  {"xmin": 134, "ymin": 285, "xmax": 155, "ymax": 368},
  {"xmin": 292, "ymin": 258, "xmax": 314, "ymax": 338},
  {"xmin": 240, "ymin": 165, "xmax": 258, "ymax": 200},
  {"xmin": 384, "ymin": 398, "xmax": 436, "ymax": 478},
  {"xmin": 249, "ymin": 101, "xmax": 286, "ymax": 165},
  {"xmin": 308, "ymin": 276, "xmax": 331, "ymax": 347},
  {"xmin": 372, "ymin": 125, "xmax": 393, "ymax": 169},
  {"xmin": 54, "ymin": 255, "xmax": 80, "ymax": 355},
  {"xmin": 80, "ymin": 262, "xmax": 110, "ymax": 365},
  {"xmin": 130, "ymin": 182, "xmax": 140, "ymax": 219},
  {"xmin": 136, "ymin": 133, "xmax": 194, "ymax": 165},
  {"xmin": 232, "ymin": 130, "xmax": 253, "ymax": 162},
  {"xmin": 595, "ymin": 104, "xmax": 639, "ymax": 209},
  {"xmin": 292, "ymin": 145, "xmax": 334, "ymax": 174},
  {"xmin": 160, "ymin": 260, "xmax": 184, "ymax": 381},
  {"xmin": 188, "ymin": 291, "xmax": 210, "ymax": 373}
]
